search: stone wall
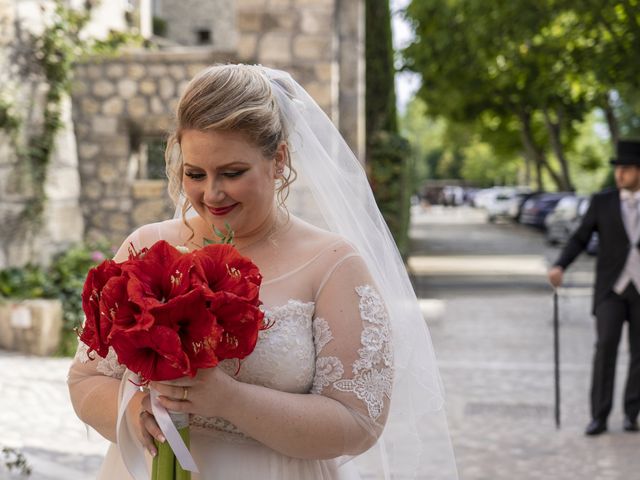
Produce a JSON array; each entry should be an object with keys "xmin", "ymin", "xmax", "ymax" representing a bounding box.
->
[
  {"xmin": 233, "ymin": 0, "xmax": 365, "ymax": 230},
  {"xmin": 235, "ymin": 0, "xmax": 365, "ymax": 161},
  {"xmin": 71, "ymin": 48, "xmax": 236, "ymax": 245},
  {"xmin": 0, "ymin": 0, "xmax": 148, "ymax": 269},
  {"xmin": 0, "ymin": 1, "xmax": 85, "ymax": 268},
  {"xmin": 153, "ymin": 0, "xmax": 236, "ymax": 49},
  {"xmin": 151, "ymin": 0, "xmax": 365, "ymax": 159},
  {"xmin": 0, "ymin": 0, "xmax": 19, "ymax": 267},
  {"xmin": 72, "ymin": 1, "xmax": 365, "ymax": 247}
]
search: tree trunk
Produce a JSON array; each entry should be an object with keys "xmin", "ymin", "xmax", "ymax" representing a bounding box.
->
[
  {"xmin": 543, "ymin": 107, "xmax": 573, "ymax": 191},
  {"xmin": 522, "ymin": 149, "xmax": 531, "ymax": 186},
  {"xmin": 603, "ymin": 92, "xmax": 620, "ymax": 148},
  {"xmin": 518, "ymin": 110, "xmax": 565, "ymax": 191}
]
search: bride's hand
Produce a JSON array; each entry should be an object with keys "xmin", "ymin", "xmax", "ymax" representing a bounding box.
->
[
  {"xmin": 137, "ymin": 393, "xmax": 166, "ymax": 457},
  {"xmin": 150, "ymin": 367, "xmax": 237, "ymax": 419}
]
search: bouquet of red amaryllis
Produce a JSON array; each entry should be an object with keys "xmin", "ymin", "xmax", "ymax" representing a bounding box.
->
[{"xmin": 78, "ymin": 238, "xmax": 266, "ymax": 480}]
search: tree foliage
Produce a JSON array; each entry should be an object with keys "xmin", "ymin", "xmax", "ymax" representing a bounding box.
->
[
  {"xmin": 365, "ymin": 0, "xmax": 398, "ymax": 140},
  {"xmin": 366, "ymin": 0, "xmax": 411, "ymax": 256},
  {"xmin": 403, "ymin": 0, "xmax": 640, "ymax": 192}
]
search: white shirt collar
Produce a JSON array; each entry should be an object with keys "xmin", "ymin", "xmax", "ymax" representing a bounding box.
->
[{"xmin": 620, "ymin": 189, "xmax": 640, "ymax": 202}]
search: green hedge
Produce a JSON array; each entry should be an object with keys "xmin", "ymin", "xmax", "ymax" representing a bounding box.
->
[
  {"xmin": 368, "ymin": 130, "xmax": 412, "ymax": 258},
  {"xmin": 0, "ymin": 242, "xmax": 114, "ymax": 356}
]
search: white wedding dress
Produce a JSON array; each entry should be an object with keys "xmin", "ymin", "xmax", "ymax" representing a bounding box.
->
[{"xmin": 68, "ymin": 219, "xmax": 393, "ymax": 480}]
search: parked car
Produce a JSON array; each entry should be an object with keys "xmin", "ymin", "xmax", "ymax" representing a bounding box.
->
[
  {"xmin": 441, "ymin": 185, "xmax": 465, "ymax": 206},
  {"xmin": 463, "ymin": 187, "xmax": 480, "ymax": 206},
  {"xmin": 508, "ymin": 190, "xmax": 542, "ymax": 222},
  {"xmin": 488, "ymin": 187, "xmax": 529, "ymax": 220},
  {"xmin": 486, "ymin": 189, "xmax": 516, "ymax": 222},
  {"xmin": 545, "ymin": 195, "xmax": 599, "ymax": 255},
  {"xmin": 473, "ymin": 186, "xmax": 532, "ymax": 219},
  {"xmin": 586, "ymin": 232, "xmax": 599, "ymax": 256},
  {"xmin": 519, "ymin": 192, "xmax": 574, "ymax": 229},
  {"xmin": 472, "ymin": 187, "xmax": 499, "ymax": 209},
  {"xmin": 545, "ymin": 195, "xmax": 590, "ymax": 244}
]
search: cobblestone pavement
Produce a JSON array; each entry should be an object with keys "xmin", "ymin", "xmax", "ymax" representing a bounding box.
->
[
  {"xmin": 1, "ymin": 206, "xmax": 638, "ymax": 479},
  {"xmin": 413, "ymin": 206, "xmax": 640, "ymax": 480},
  {"xmin": 0, "ymin": 353, "xmax": 108, "ymax": 479}
]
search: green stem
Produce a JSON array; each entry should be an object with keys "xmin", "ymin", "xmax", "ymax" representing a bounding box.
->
[
  {"xmin": 151, "ymin": 440, "xmax": 159, "ymax": 480},
  {"xmin": 156, "ymin": 439, "xmax": 175, "ymax": 480},
  {"xmin": 174, "ymin": 427, "xmax": 191, "ymax": 480}
]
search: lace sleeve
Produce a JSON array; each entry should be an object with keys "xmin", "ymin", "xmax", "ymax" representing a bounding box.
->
[
  {"xmin": 68, "ymin": 340, "xmax": 124, "ymax": 442},
  {"xmin": 74, "ymin": 342, "xmax": 126, "ymax": 379},
  {"xmin": 310, "ymin": 248, "xmax": 394, "ymax": 439}
]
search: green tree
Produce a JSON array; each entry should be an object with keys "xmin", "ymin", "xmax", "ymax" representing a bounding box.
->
[
  {"xmin": 399, "ymin": 97, "xmax": 445, "ymax": 186},
  {"xmin": 365, "ymin": 0, "xmax": 397, "ymax": 140},
  {"xmin": 402, "ymin": 0, "xmax": 638, "ymax": 192},
  {"xmin": 400, "ymin": 96, "xmax": 524, "ymax": 188},
  {"xmin": 366, "ymin": 0, "xmax": 411, "ymax": 256}
]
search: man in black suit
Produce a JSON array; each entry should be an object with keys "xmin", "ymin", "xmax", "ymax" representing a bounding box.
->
[{"xmin": 548, "ymin": 139, "xmax": 640, "ymax": 436}]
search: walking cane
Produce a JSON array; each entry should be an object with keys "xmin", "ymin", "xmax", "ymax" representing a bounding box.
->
[{"xmin": 553, "ymin": 289, "xmax": 561, "ymax": 429}]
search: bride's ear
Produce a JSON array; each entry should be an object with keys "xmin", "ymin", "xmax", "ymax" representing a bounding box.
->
[{"xmin": 273, "ymin": 142, "xmax": 288, "ymax": 178}]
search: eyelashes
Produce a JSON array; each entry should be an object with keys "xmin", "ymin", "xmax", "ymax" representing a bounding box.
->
[
  {"xmin": 222, "ymin": 171, "xmax": 246, "ymax": 178},
  {"xmin": 184, "ymin": 170, "xmax": 247, "ymax": 180},
  {"xmin": 184, "ymin": 171, "xmax": 205, "ymax": 180}
]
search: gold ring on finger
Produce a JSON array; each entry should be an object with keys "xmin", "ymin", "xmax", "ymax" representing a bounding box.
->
[{"xmin": 182, "ymin": 387, "xmax": 188, "ymax": 401}]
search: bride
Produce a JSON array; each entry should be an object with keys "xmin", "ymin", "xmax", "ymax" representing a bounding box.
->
[{"xmin": 67, "ymin": 64, "xmax": 457, "ymax": 479}]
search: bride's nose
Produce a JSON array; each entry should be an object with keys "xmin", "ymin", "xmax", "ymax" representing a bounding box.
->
[{"xmin": 203, "ymin": 180, "xmax": 226, "ymax": 204}]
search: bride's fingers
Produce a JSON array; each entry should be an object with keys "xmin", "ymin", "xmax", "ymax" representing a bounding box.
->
[
  {"xmin": 157, "ymin": 394, "xmax": 191, "ymax": 413},
  {"xmin": 141, "ymin": 394, "xmax": 152, "ymax": 412},
  {"xmin": 151, "ymin": 377, "xmax": 197, "ymax": 388},
  {"xmin": 150, "ymin": 382, "xmax": 190, "ymax": 401},
  {"xmin": 139, "ymin": 410, "xmax": 166, "ymax": 456}
]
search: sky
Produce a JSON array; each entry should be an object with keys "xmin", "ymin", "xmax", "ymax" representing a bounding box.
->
[{"xmin": 390, "ymin": 0, "xmax": 421, "ymax": 113}]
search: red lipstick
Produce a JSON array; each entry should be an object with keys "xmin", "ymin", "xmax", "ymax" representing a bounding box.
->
[{"xmin": 207, "ymin": 203, "xmax": 238, "ymax": 216}]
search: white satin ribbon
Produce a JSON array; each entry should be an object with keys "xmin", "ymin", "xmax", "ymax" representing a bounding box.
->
[
  {"xmin": 150, "ymin": 389, "xmax": 199, "ymax": 472},
  {"xmin": 117, "ymin": 372, "xmax": 200, "ymax": 480}
]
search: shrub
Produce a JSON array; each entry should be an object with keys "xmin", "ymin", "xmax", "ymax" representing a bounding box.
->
[
  {"xmin": 0, "ymin": 242, "xmax": 114, "ymax": 356},
  {"xmin": 367, "ymin": 130, "xmax": 412, "ymax": 258}
]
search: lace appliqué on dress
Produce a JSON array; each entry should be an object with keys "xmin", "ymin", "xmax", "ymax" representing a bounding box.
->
[
  {"xmin": 311, "ymin": 285, "xmax": 393, "ymax": 420},
  {"xmin": 190, "ymin": 415, "xmax": 256, "ymax": 444},
  {"xmin": 194, "ymin": 300, "xmax": 316, "ymax": 442},
  {"xmin": 311, "ymin": 356, "xmax": 344, "ymax": 394},
  {"xmin": 313, "ymin": 317, "xmax": 333, "ymax": 353},
  {"xmin": 75, "ymin": 342, "xmax": 126, "ymax": 379}
]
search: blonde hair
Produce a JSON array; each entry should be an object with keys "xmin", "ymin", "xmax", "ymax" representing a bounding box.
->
[{"xmin": 165, "ymin": 64, "xmax": 296, "ymax": 220}]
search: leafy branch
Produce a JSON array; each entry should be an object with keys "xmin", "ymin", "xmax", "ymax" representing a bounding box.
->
[
  {"xmin": 204, "ymin": 223, "xmax": 235, "ymax": 246},
  {"xmin": 1, "ymin": 447, "xmax": 32, "ymax": 477}
]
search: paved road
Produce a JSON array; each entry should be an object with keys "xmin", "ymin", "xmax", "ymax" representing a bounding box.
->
[
  {"xmin": 1, "ymin": 205, "xmax": 638, "ymax": 479},
  {"xmin": 412, "ymin": 206, "xmax": 639, "ymax": 480},
  {"xmin": 0, "ymin": 353, "xmax": 108, "ymax": 479}
]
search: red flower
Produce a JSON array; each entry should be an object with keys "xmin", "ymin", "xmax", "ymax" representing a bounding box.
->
[
  {"xmin": 192, "ymin": 244, "xmax": 262, "ymax": 303},
  {"xmin": 110, "ymin": 326, "xmax": 191, "ymax": 382},
  {"xmin": 121, "ymin": 241, "xmax": 189, "ymax": 309},
  {"xmin": 212, "ymin": 294, "xmax": 264, "ymax": 360},
  {"xmin": 80, "ymin": 260, "xmax": 123, "ymax": 358},
  {"xmin": 151, "ymin": 288, "xmax": 223, "ymax": 373},
  {"xmin": 100, "ymin": 276, "xmax": 147, "ymax": 334},
  {"xmin": 80, "ymin": 239, "xmax": 266, "ymax": 383}
]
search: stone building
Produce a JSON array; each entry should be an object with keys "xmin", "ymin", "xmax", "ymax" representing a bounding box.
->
[
  {"xmin": 0, "ymin": 0, "xmax": 365, "ymax": 267},
  {"xmin": 0, "ymin": 0, "xmax": 133, "ymax": 267},
  {"xmin": 152, "ymin": 0, "xmax": 236, "ymax": 49}
]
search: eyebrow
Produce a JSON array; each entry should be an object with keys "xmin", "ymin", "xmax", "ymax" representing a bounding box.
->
[{"xmin": 183, "ymin": 162, "xmax": 250, "ymax": 170}]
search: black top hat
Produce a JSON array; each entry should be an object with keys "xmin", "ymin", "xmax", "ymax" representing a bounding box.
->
[{"xmin": 611, "ymin": 139, "xmax": 640, "ymax": 166}]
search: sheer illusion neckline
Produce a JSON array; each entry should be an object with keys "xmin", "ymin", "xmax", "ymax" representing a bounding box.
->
[
  {"xmin": 263, "ymin": 298, "xmax": 315, "ymax": 314},
  {"xmin": 260, "ymin": 239, "xmax": 344, "ymax": 287}
]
